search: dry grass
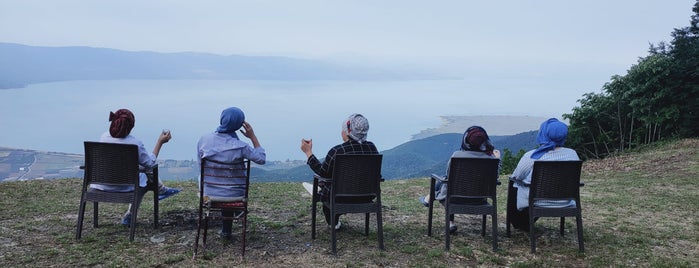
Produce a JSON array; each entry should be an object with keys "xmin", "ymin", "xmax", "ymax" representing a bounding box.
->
[{"xmin": 1, "ymin": 139, "xmax": 698, "ymax": 267}]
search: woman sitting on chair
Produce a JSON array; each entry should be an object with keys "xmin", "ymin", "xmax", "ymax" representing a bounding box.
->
[
  {"xmin": 300, "ymin": 113, "xmax": 379, "ymax": 230},
  {"xmin": 89, "ymin": 108, "xmax": 181, "ymax": 225},
  {"xmin": 418, "ymin": 126, "xmax": 501, "ymax": 233},
  {"xmin": 197, "ymin": 107, "xmax": 266, "ymax": 240},
  {"xmin": 508, "ymin": 118, "xmax": 580, "ymax": 231}
]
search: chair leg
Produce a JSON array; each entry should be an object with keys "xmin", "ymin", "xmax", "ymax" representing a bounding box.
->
[
  {"xmin": 481, "ymin": 214, "xmax": 486, "ymax": 236},
  {"xmin": 491, "ymin": 212, "xmax": 498, "ymax": 251},
  {"xmin": 76, "ymin": 201, "xmax": 87, "ymax": 239},
  {"xmin": 331, "ymin": 210, "xmax": 337, "ymax": 254},
  {"xmin": 560, "ymin": 217, "xmax": 566, "ymax": 236},
  {"xmin": 153, "ymin": 190, "xmax": 159, "ymax": 229},
  {"xmin": 193, "ymin": 220, "xmax": 201, "ymax": 259},
  {"xmin": 241, "ymin": 214, "xmax": 247, "ymax": 257},
  {"xmin": 427, "ymin": 198, "xmax": 434, "ymax": 236},
  {"xmin": 365, "ymin": 213, "xmax": 370, "ymax": 236},
  {"xmin": 505, "ymin": 182, "xmax": 515, "ymax": 237},
  {"xmin": 377, "ymin": 209, "xmax": 384, "ymax": 250},
  {"xmin": 129, "ymin": 206, "xmax": 138, "ymax": 241},
  {"xmin": 445, "ymin": 212, "xmax": 451, "ymax": 251},
  {"xmin": 529, "ymin": 213, "xmax": 536, "ymax": 254},
  {"xmin": 576, "ymin": 215, "xmax": 585, "ymax": 253},
  {"xmin": 311, "ymin": 197, "xmax": 317, "ymax": 240},
  {"xmin": 202, "ymin": 218, "xmax": 209, "ymax": 250},
  {"xmin": 93, "ymin": 202, "xmax": 99, "ymax": 228}
]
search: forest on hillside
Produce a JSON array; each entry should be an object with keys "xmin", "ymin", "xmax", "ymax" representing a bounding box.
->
[{"xmin": 564, "ymin": 1, "xmax": 699, "ymax": 159}]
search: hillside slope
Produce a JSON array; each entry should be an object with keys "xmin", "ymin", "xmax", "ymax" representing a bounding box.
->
[
  {"xmin": 254, "ymin": 131, "xmax": 538, "ymax": 181},
  {"xmin": 0, "ymin": 139, "xmax": 696, "ymax": 267}
]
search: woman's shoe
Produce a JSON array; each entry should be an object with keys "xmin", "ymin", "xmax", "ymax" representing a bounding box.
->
[
  {"xmin": 418, "ymin": 196, "xmax": 429, "ymax": 207},
  {"xmin": 158, "ymin": 187, "xmax": 181, "ymax": 200}
]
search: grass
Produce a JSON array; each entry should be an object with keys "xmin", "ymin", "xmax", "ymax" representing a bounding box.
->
[{"xmin": 1, "ymin": 139, "xmax": 698, "ymax": 267}]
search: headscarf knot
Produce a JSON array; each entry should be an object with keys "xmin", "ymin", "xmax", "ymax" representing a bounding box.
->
[
  {"xmin": 531, "ymin": 118, "xmax": 568, "ymax": 159},
  {"xmin": 216, "ymin": 107, "xmax": 245, "ymax": 139},
  {"xmin": 343, "ymin": 114, "xmax": 369, "ymax": 143}
]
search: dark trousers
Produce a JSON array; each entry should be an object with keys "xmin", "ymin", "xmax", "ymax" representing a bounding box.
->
[
  {"xmin": 221, "ymin": 210, "xmax": 235, "ymax": 234},
  {"xmin": 320, "ymin": 182, "xmax": 375, "ymax": 225},
  {"xmin": 508, "ymin": 186, "xmax": 531, "ymax": 231}
]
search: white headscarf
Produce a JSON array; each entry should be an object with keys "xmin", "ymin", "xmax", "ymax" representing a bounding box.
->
[{"xmin": 342, "ymin": 114, "xmax": 369, "ymax": 143}]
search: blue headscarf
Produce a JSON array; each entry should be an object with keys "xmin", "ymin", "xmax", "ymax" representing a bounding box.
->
[
  {"xmin": 531, "ymin": 118, "xmax": 568, "ymax": 159},
  {"xmin": 216, "ymin": 107, "xmax": 245, "ymax": 139}
]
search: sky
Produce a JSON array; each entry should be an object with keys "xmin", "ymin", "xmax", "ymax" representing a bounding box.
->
[
  {"xmin": 0, "ymin": 0, "xmax": 694, "ymax": 70},
  {"xmin": 0, "ymin": 1, "xmax": 696, "ymax": 161}
]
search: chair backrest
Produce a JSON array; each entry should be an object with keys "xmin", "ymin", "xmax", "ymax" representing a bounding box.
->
[
  {"xmin": 446, "ymin": 157, "xmax": 500, "ymax": 200},
  {"xmin": 331, "ymin": 154, "xmax": 383, "ymax": 199},
  {"xmin": 200, "ymin": 158, "xmax": 251, "ymax": 198},
  {"xmin": 529, "ymin": 161, "xmax": 583, "ymax": 202},
  {"xmin": 83, "ymin": 141, "xmax": 140, "ymax": 187}
]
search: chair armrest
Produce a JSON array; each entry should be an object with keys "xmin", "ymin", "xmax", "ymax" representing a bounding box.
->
[
  {"xmin": 140, "ymin": 164, "xmax": 158, "ymax": 174},
  {"xmin": 509, "ymin": 176, "xmax": 530, "ymax": 186},
  {"xmin": 431, "ymin": 174, "xmax": 447, "ymax": 182},
  {"xmin": 313, "ymin": 174, "xmax": 332, "ymax": 183}
]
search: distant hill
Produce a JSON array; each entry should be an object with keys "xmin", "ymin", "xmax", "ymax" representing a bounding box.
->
[
  {"xmin": 253, "ymin": 130, "xmax": 538, "ymax": 182},
  {"xmin": 0, "ymin": 43, "xmax": 433, "ymax": 89},
  {"xmin": 1, "ymin": 131, "xmax": 537, "ymax": 182},
  {"xmin": 412, "ymin": 115, "xmax": 548, "ymax": 139}
]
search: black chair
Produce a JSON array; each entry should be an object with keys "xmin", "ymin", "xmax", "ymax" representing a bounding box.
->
[
  {"xmin": 505, "ymin": 160, "xmax": 584, "ymax": 253},
  {"xmin": 427, "ymin": 157, "xmax": 500, "ymax": 251},
  {"xmin": 76, "ymin": 141, "xmax": 159, "ymax": 241},
  {"xmin": 311, "ymin": 154, "xmax": 384, "ymax": 254},
  {"xmin": 193, "ymin": 158, "xmax": 251, "ymax": 258}
]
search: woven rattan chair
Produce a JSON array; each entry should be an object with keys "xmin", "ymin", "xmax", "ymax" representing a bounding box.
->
[
  {"xmin": 506, "ymin": 160, "xmax": 584, "ymax": 253},
  {"xmin": 426, "ymin": 157, "xmax": 500, "ymax": 251},
  {"xmin": 310, "ymin": 154, "xmax": 384, "ymax": 254},
  {"xmin": 193, "ymin": 158, "xmax": 251, "ymax": 258},
  {"xmin": 76, "ymin": 141, "xmax": 160, "ymax": 241}
]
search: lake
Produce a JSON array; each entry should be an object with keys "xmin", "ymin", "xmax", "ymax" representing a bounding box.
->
[{"xmin": 0, "ymin": 79, "xmax": 583, "ymax": 161}]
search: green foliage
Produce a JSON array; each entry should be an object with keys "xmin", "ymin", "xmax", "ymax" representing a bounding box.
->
[
  {"xmin": 565, "ymin": 1, "xmax": 699, "ymax": 159},
  {"xmin": 500, "ymin": 148, "xmax": 526, "ymax": 175}
]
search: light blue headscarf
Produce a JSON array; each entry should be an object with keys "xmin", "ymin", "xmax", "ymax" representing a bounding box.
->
[
  {"xmin": 531, "ymin": 118, "xmax": 568, "ymax": 159},
  {"xmin": 216, "ymin": 107, "xmax": 245, "ymax": 139}
]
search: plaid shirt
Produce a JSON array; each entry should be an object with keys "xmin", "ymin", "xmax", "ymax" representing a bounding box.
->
[{"xmin": 306, "ymin": 139, "xmax": 379, "ymax": 178}]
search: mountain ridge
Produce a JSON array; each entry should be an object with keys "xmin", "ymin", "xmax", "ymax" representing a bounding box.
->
[
  {"xmin": 1, "ymin": 131, "xmax": 537, "ymax": 182},
  {"xmin": 0, "ymin": 43, "xmax": 437, "ymax": 89}
]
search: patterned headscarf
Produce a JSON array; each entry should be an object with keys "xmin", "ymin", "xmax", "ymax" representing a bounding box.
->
[
  {"xmin": 461, "ymin": 126, "xmax": 495, "ymax": 155},
  {"xmin": 531, "ymin": 118, "xmax": 568, "ymax": 159},
  {"xmin": 109, "ymin": 109, "xmax": 135, "ymax": 138},
  {"xmin": 216, "ymin": 107, "xmax": 245, "ymax": 139},
  {"xmin": 342, "ymin": 114, "xmax": 369, "ymax": 143}
]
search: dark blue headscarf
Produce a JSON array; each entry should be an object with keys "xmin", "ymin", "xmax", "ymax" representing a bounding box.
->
[
  {"xmin": 531, "ymin": 118, "xmax": 568, "ymax": 159},
  {"xmin": 216, "ymin": 107, "xmax": 245, "ymax": 139}
]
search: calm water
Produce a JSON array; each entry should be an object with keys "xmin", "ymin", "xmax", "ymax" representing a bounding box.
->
[{"xmin": 0, "ymin": 79, "xmax": 580, "ymax": 160}]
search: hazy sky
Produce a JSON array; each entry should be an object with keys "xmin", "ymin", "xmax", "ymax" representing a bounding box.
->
[
  {"xmin": 0, "ymin": 1, "xmax": 696, "ymax": 161},
  {"xmin": 1, "ymin": 1, "xmax": 693, "ymax": 68}
]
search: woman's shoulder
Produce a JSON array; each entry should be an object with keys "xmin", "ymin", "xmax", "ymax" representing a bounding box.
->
[{"xmin": 451, "ymin": 150, "xmax": 494, "ymax": 158}]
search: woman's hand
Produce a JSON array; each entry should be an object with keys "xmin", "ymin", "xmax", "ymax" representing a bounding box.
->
[
  {"xmin": 300, "ymin": 139, "xmax": 313, "ymax": 158},
  {"xmin": 240, "ymin": 121, "xmax": 255, "ymax": 139},
  {"xmin": 158, "ymin": 130, "xmax": 172, "ymax": 144}
]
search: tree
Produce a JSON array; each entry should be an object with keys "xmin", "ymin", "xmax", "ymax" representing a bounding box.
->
[{"xmin": 565, "ymin": 1, "xmax": 699, "ymax": 159}]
